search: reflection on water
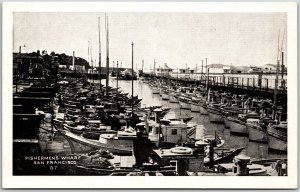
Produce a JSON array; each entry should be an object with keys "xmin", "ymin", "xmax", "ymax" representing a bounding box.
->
[{"xmin": 95, "ymin": 78, "xmax": 287, "ymax": 160}]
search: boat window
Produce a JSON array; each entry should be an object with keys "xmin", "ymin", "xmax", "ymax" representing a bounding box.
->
[{"xmin": 171, "ymin": 129, "xmax": 177, "ymax": 135}]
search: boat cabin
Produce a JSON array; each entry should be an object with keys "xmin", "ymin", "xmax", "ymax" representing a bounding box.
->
[{"xmin": 161, "ymin": 120, "xmax": 188, "ymax": 145}]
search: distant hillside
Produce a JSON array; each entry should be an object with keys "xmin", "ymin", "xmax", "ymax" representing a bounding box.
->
[{"xmin": 13, "ymin": 51, "xmax": 89, "ymax": 77}]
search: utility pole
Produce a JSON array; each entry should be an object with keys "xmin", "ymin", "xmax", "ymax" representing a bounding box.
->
[{"xmin": 131, "ymin": 42, "xmax": 134, "ymax": 117}]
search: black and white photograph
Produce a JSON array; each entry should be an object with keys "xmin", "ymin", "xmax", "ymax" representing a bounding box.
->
[{"xmin": 2, "ymin": 2, "xmax": 298, "ymax": 189}]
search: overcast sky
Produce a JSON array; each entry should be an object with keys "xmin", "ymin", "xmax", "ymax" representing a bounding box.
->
[{"xmin": 14, "ymin": 12, "xmax": 286, "ymax": 70}]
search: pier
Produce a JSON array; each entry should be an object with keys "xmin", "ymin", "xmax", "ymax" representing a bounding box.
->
[{"xmin": 143, "ymin": 72, "xmax": 287, "ymax": 104}]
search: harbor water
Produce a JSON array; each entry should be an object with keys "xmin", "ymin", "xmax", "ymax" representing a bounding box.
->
[{"xmin": 94, "ymin": 77, "xmax": 287, "ymax": 160}]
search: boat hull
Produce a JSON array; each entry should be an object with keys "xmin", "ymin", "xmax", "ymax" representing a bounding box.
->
[
  {"xmin": 208, "ymin": 112, "xmax": 224, "ymax": 123},
  {"xmin": 224, "ymin": 116, "xmax": 230, "ymax": 129},
  {"xmin": 227, "ymin": 117, "xmax": 248, "ymax": 135},
  {"xmin": 161, "ymin": 93, "xmax": 169, "ymax": 100},
  {"xmin": 152, "ymin": 89, "xmax": 160, "ymax": 94},
  {"xmin": 268, "ymin": 134, "xmax": 287, "ymax": 152},
  {"xmin": 179, "ymin": 101, "xmax": 191, "ymax": 110},
  {"xmin": 207, "ymin": 107, "xmax": 223, "ymax": 123},
  {"xmin": 169, "ymin": 95, "xmax": 178, "ymax": 103},
  {"xmin": 248, "ymin": 124, "xmax": 268, "ymax": 143},
  {"xmin": 61, "ymin": 130, "xmax": 133, "ymax": 155},
  {"xmin": 199, "ymin": 105, "xmax": 208, "ymax": 115},
  {"xmin": 191, "ymin": 103, "xmax": 200, "ymax": 112},
  {"xmin": 267, "ymin": 126, "xmax": 287, "ymax": 152}
]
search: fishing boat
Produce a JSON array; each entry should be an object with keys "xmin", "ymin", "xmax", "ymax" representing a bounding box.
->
[
  {"xmin": 247, "ymin": 117, "xmax": 276, "ymax": 143},
  {"xmin": 178, "ymin": 96, "xmax": 191, "ymax": 110},
  {"xmin": 161, "ymin": 92, "xmax": 169, "ymax": 101},
  {"xmin": 119, "ymin": 69, "xmax": 137, "ymax": 80},
  {"xmin": 199, "ymin": 101, "xmax": 208, "ymax": 115},
  {"xmin": 227, "ymin": 112, "xmax": 260, "ymax": 135},
  {"xmin": 169, "ymin": 92, "xmax": 178, "ymax": 103},
  {"xmin": 207, "ymin": 103, "xmax": 224, "ymax": 123},
  {"xmin": 267, "ymin": 122, "xmax": 287, "ymax": 152},
  {"xmin": 191, "ymin": 102, "xmax": 200, "ymax": 113},
  {"xmin": 152, "ymin": 88, "xmax": 160, "ymax": 94},
  {"xmin": 58, "ymin": 129, "xmax": 135, "ymax": 155},
  {"xmin": 247, "ymin": 118, "xmax": 267, "ymax": 142}
]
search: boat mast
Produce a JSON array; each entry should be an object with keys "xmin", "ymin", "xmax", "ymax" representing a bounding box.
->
[
  {"xmin": 117, "ymin": 61, "xmax": 119, "ymax": 95},
  {"xmin": 205, "ymin": 58, "xmax": 209, "ymax": 90},
  {"xmin": 201, "ymin": 60, "xmax": 203, "ymax": 82},
  {"xmin": 105, "ymin": 14, "xmax": 109, "ymax": 96},
  {"xmin": 98, "ymin": 17, "xmax": 102, "ymax": 92},
  {"xmin": 73, "ymin": 51, "xmax": 77, "ymax": 81},
  {"xmin": 185, "ymin": 63, "xmax": 187, "ymax": 86},
  {"xmin": 131, "ymin": 42, "xmax": 134, "ymax": 117},
  {"xmin": 177, "ymin": 68, "xmax": 179, "ymax": 87},
  {"xmin": 154, "ymin": 59, "xmax": 156, "ymax": 77},
  {"xmin": 274, "ymin": 30, "xmax": 281, "ymax": 108},
  {"xmin": 91, "ymin": 45, "xmax": 94, "ymax": 84},
  {"xmin": 88, "ymin": 41, "xmax": 90, "ymax": 83},
  {"xmin": 280, "ymin": 31, "xmax": 285, "ymax": 88},
  {"xmin": 195, "ymin": 63, "xmax": 198, "ymax": 86}
]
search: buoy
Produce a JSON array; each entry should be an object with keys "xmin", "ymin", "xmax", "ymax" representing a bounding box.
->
[{"xmin": 170, "ymin": 146, "xmax": 192, "ymax": 154}]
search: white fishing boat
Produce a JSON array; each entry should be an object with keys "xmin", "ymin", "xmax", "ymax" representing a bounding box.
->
[
  {"xmin": 169, "ymin": 94, "xmax": 178, "ymax": 103},
  {"xmin": 247, "ymin": 118, "xmax": 268, "ymax": 143},
  {"xmin": 178, "ymin": 96, "xmax": 191, "ymax": 110},
  {"xmin": 227, "ymin": 112, "xmax": 260, "ymax": 135},
  {"xmin": 191, "ymin": 102, "xmax": 200, "ymax": 112},
  {"xmin": 161, "ymin": 93, "xmax": 169, "ymax": 100},
  {"xmin": 179, "ymin": 101, "xmax": 191, "ymax": 110},
  {"xmin": 199, "ymin": 102, "xmax": 208, "ymax": 115},
  {"xmin": 207, "ymin": 104, "xmax": 224, "ymax": 123},
  {"xmin": 227, "ymin": 116, "xmax": 248, "ymax": 135},
  {"xmin": 267, "ymin": 122, "xmax": 287, "ymax": 152},
  {"xmin": 152, "ymin": 88, "xmax": 160, "ymax": 94},
  {"xmin": 59, "ymin": 128, "xmax": 136, "ymax": 155}
]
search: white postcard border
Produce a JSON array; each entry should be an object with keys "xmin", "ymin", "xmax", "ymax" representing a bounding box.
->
[{"xmin": 2, "ymin": 2, "xmax": 298, "ymax": 189}]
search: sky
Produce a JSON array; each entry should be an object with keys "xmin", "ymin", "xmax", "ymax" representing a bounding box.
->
[{"xmin": 13, "ymin": 12, "xmax": 287, "ymax": 70}]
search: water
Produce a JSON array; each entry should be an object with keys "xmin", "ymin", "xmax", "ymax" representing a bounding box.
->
[{"xmin": 94, "ymin": 78, "xmax": 287, "ymax": 160}]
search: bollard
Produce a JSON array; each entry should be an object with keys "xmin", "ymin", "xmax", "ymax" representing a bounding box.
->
[{"xmin": 234, "ymin": 154, "xmax": 250, "ymax": 176}]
